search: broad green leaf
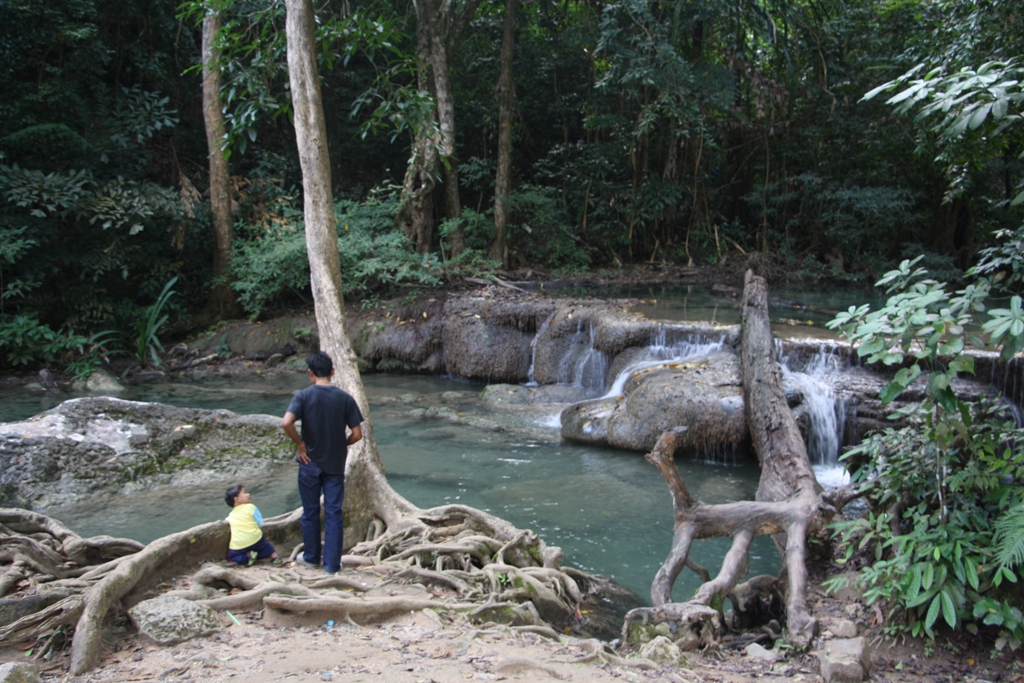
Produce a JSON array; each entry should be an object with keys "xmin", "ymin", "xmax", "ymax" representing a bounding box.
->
[
  {"xmin": 879, "ymin": 380, "xmax": 905, "ymax": 405},
  {"xmin": 940, "ymin": 590, "xmax": 957, "ymax": 628},
  {"xmin": 922, "ymin": 562, "xmax": 934, "ymax": 591},
  {"xmin": 926, "ymin": 594, "xmax": 942, "ymax": 629},
  {"xmin": 966, "ymin": 557, "xmax": 980, "ymax": 591},
  {"xmin": 938, "ymin": 337, "xmax": 964, "ymax": 355},
  {"xmin": 907, "ymin": 567, "xmax": 922, "ymax": 598},
  {"xmin": 948, "ymin": 356, "xmax": 975, "ymax": 374},
  {"xmin": 969, "ymin": 103, "xmax": 992, "ymax": 129}
]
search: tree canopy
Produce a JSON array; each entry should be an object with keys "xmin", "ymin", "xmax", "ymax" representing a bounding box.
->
[{"xmin": 0, "ymin": 0, "xmax": 1021, "ymax": 369}]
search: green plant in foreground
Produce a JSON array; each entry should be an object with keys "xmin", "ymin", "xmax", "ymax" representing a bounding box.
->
[
  {"xmin": 133, "ymin": 277, "xmax": 177, "ymax": 368},
  {"xmin": 828, "ymin": 255, "xmax": 1024, "ymax": 648}
]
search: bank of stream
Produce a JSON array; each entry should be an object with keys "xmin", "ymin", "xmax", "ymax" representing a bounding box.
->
[
  {"xmin": 1, "ymin": 370, "xmax": 782, "ymax": 606},
  {"xmin": 0, "ymin": 283, "xmax": 892, "ymax": 608}
]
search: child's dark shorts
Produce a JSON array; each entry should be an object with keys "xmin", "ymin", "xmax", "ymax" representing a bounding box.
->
[{"xmin": 227, "ymin": 535, "xmax": 276, "ymax": 564}]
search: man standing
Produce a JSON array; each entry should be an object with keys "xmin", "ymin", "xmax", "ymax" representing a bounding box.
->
[{"xmin": 282, "ymin": 351, "xmax": 364, "ymax": 573}]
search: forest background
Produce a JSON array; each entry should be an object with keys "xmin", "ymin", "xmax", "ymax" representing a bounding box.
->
[{"xmin": 1, "ymin": 0, "xmax": 1021, "ymax": 374}]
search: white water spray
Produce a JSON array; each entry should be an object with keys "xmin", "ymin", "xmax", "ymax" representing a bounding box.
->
[
  {"xmin": 602, "ymin": 328, "xmax": 726, "ymax": 399},
  {"xmin": 525, "ymin": 311, "xmax": 557, "ymax": 387}
]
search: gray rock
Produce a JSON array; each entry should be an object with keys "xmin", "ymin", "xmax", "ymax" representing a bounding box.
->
[
  {"xmin": 744, "ymin": 643, "xmax": 781, "ymax": 661},
  {"xmin": 827, "ymin": 618, "xmax": 860, "ymax": 638},
  {"xmin": 0, "ymin": 397, "xmax": 292, "ymax": 510},
  {"xmin": 820, "ymin": 636, "xmax": 871, "ymax": 683},
  {"xmin": 561, "ymin": 351, "xmax": 750, "ymax": 455},
  {"xmin": 0, "ymin": 662, "xmax": 43, "ymax": 683},
  {"xmin": 86, "ymin": 368, "xmax": 125, "ymax": 394},
  {"xmin": 128, "ymin": 595, "xmax": 223, "ymax": 645},
  {"xmin": 639, "ymin": 635, "xmax": 687, "ymax": 666}
]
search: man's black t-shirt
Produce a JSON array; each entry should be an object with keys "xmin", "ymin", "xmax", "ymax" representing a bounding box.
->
[{"xmin": 286, "ymin": 385, "xmax": 364, "ymax": 474}]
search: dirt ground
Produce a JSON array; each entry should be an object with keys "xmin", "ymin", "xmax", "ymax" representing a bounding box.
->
[{"xmin": 2, "ymin": 556, "xmax": 1021, "ymax": 683}]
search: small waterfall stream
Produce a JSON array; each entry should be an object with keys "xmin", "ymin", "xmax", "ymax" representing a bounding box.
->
[
  {"xmin": 602, "ymin": 329, "xmax": 727, "ymax": 399},
  {"xmin": 780, "ymin": 345, "xmax": 849, "ymax": 486},
  {"xmin": 525, "ymin": 311, "xmax": 557, "ymax": 387},
  {"xmin": 540, "ymin": 324, "xmax": 849, "ymax": 478},
  {"xmin": 556, "ymin": 321, "xmax": 609, "ymax": 395}
]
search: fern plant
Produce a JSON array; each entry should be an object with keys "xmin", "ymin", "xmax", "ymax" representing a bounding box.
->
[{"xmin": 994, "ymin": 501, "xmax": 1024, "ymax": 570}]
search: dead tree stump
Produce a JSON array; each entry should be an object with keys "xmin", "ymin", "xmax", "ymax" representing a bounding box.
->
[{"xmin": 622, "ymin": 270, "xmax": 833, "ymax": 651}]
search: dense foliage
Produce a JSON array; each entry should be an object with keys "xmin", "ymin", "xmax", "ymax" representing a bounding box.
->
[
  {"xmin": 827, "ymin": 247, "xmax": 1024, "ymax": 647},
  {"xmin": 0, "ymin": 0, "xmax": 1021, "ymax": 372}
]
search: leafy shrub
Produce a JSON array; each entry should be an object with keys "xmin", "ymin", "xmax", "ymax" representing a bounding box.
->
[
  {"xmin": 231, "ymin": 190, "xmax": 443, "ymax": 317},
  {"xmin": 827, "ymin": 255, "xmax": 1024, "ymax": 648},
  {"xmin": 830, "ymin": 400, "xmax": 1024, "ymax": 643},
  {"xmin": 0, "ymin": 313, "xmax": 86, "ymax": 368}
]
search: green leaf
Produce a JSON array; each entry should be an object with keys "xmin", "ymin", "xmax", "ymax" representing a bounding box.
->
[
  {"xmin": 965, "ymin": 557, "xmax": 980, "ymax": 591},
  {"xmin": 940, "ymin": 590, "xmax": 957, "ymax": 628},
  {"xmin": 926, "ymin": 594, "xmax": 942, "ymax": 630},
  {"xmin": 879, "ymin": 380, "xmax": 905, "ymax": 404},
  {"xmin": 948, "ymin": 356, "xmax": 975, "ymax": 374},
  {"xmin": 968, "ymin": 103, "xmax": 993, "ymax": 129},
  {"xmin": 908, "ymin": 566, "xmax": 923, "ymax": 598},
  {"xmin": 922, "ymin": 563, "xmax": 934, "ymax": 591}
]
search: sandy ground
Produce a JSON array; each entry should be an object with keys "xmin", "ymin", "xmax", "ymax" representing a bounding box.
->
[
  {"xmin": 13, "ymin": 612, "xmax": 824, "ymax": 683},
  {"xmin": 0, "ymin": 557, "xmax": 828, "ymax": 683},
  {"xmin": 1, "ymin": 556, "xmax": 1019, "ymax": 683}
]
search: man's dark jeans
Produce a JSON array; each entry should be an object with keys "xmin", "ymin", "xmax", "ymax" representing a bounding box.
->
[{"xmin": 298, "ymin": 461, "xmax": 345, "ymax": 572}]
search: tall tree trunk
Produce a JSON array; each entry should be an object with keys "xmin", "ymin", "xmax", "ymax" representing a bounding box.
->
[
  {"xmin": 395, "ymin": 7, "xmax": 439, "ymax": 254},
  {"xmin": 419, "ymin": 0, "xmax": 464, "ymax": 257},
  {"xmin": 201, "ymin": 7, "xmax": 240, "ymax": 320},
  {"xmin": 285, "ymin": 0, "xmax": 414, "ymax": 543},
  {"xmin": 488, "ymin": 0, "xmax": 517, "ymax": 268}
]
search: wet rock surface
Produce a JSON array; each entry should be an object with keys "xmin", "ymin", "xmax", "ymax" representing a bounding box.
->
[{"xmin": 0, "ymin": 397, "xmax": 292, "ymax": 509}]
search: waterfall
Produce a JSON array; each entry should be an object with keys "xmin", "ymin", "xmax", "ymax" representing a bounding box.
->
[
  {"xmin": 781, "ymin": 345, "xmax": 844, "ymax": 468},
  {"xmin": 557, "ymin": 321, "xmax": 609, "ymax": 395},
  {"xmin": 525, "ymin": 311, "xmax": 557, "ymax": 387},
  {"xmin": 602, "ymin": 328, "xmax": 726, "ymax": 399}
]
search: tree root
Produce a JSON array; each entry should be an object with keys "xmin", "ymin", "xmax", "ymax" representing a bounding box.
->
[
  {"xmin": 566, "ymin": 638, "xmax": 661, "ymax": 670},
  {"xmin": 0, "ymin": 595, "xmax": 84, "ymax": 646},
  {"xmin": 622, "ymin": 272, "xmax": 833, "ymax": 653},
  {"xmin": 492, "ymin": 656, "xmax": 568, "ymax": 679},
  {"xmin": 263, "ymin": 594, "xmax": 474, "ymax": 620},
  {"xmin": 2, "ymin": 465, "xmax": 586, "ymax": 676},
  {"xmin": 0, "ymin": 560, "xmax": 28, "ymax": 598}
]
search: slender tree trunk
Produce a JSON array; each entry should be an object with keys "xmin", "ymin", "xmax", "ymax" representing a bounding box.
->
[
  {"xmin": 488, "ymin": 0, "xmax": 517, "ymax": 267},
  {"xmin": 396, "ymin": 5, "xmax": 439, "ymax": 254},
  {"xmin": 201, "ymin": 7, "xmax": 240, "ymax": 319},
  {"xmin": 285, "ymin": 0, "xmax": 414, "ymax": 544},
  {"xmin": 419, "ymin": 0, "xmax": 464, "ymax": 256}
]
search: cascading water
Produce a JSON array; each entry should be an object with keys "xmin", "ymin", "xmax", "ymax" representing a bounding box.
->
[
  {"xmin": 602, "ymin": 328, "xmax": 726, "ymax": 399},
  {"xmin": 557, "ymin": 321, "xmax": 609, "ymax": 395},
  {"xmin": 780, "ymin": 344, "xmax": 849, "ymax": 486},
  {"xmin": 525, "ymin": 311, "xmax": 557, "ymax": 387}
]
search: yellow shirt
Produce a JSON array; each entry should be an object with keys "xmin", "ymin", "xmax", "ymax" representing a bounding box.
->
[{"xmin": 227, "ymin": 503, "xmax": 263, "ymax": 549}]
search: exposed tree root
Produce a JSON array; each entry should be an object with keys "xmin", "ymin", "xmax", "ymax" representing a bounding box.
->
[
  {"xmin": 568, "ymin": 638, "xmax": 661, "ymax": 670},
  {"xmin": 0, "ymin": 595, "xmax": 84, "ymax": 646},
  {"xmin": 2, "ymin": 495, "xmax": 588, "ymax": 677},
  {"xmin": 492, "ymin": 656, "xmax": 568, "ymax": 679},
  {"xmin": 622, "ymin": 272, "xmax": 835, "ymax": 653}
]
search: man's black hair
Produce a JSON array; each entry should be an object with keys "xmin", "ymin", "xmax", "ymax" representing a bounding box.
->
[
  {"xmin": 307, "ymin": 351, "xmax": 333, "ymax": 378},
  {"xmin": 225, "ymin": 484, "xmax": 244, "ymax": 507}
]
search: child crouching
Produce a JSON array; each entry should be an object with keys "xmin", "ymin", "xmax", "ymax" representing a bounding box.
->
[{"xmin": 225, "ymin": 484, "xmax": 280, "ymax": 566}]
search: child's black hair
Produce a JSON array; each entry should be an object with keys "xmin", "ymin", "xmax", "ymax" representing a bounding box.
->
[
  {"xmin": 306, "ymin": 351, "xmax": 333, "ymax": 378},
  {"xmin": 225, "ymin": 484, "xmax": 244, "ymax": 507}
]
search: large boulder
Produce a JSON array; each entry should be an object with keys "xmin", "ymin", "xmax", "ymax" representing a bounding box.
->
[
  {"xmin": 0, "ymin": 397, "xmax": 293, "ymax": 508},
  {"xmin": 128, "ymin": 595, "xmax": 223, "ymax": 645},
  {"xmin": 561, "ymin": 351, "xmax": 750, "ymax": 456}
]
